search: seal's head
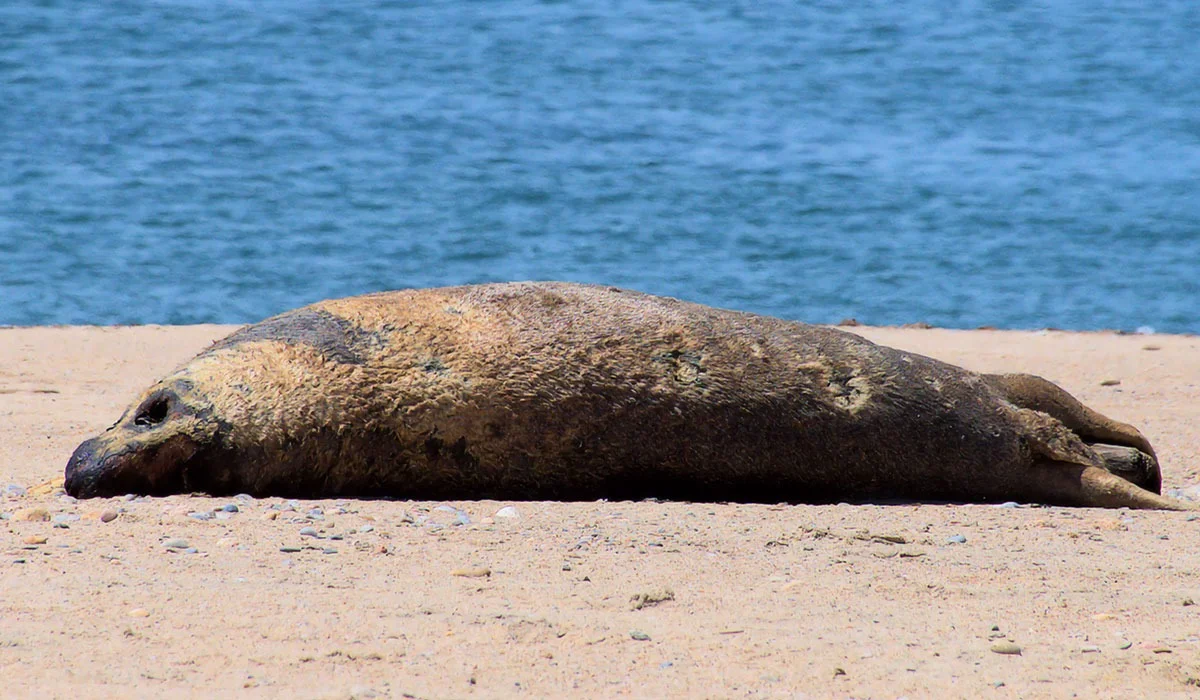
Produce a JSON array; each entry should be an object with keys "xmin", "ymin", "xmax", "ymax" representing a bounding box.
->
[{"xmin": 65, "ymin": 379, "xmax": 223, "ymax": 498}]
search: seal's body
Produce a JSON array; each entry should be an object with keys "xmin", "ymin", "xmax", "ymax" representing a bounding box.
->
[{"xmin": 65, "ymin": 282, "xmax": 1190, "ymax": 509}]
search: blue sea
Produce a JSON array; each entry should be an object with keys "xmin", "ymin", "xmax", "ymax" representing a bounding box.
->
[{"xmin": 2, "ymin": 1, "xmax": 1198, "ymax": 331}]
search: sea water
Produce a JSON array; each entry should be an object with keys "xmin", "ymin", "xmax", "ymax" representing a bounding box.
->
[{"xmin": 2, "ymin": 1, "xmax": 1198, "ymax": 331}]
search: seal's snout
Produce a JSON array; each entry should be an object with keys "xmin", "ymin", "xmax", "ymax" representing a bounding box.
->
[{"xmin": 64, "ymin": 437, "xmax": 106, "ymax": 498}]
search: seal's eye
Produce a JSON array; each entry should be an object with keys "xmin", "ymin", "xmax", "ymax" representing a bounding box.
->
[{"xmin": 133, "ymin": 394, "xmax": 171, "ymax": 427}]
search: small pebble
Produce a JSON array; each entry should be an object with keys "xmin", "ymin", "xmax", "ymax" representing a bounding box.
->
[
  {"xmin": 946, "ymin": 534, "xmax": 967, "ymax": 544},
  {"xmin": 128, "ymin": 608, "xmax": 150, "ymax": 618},
  {"xmin": 1080, "ymin": 646, "xmax": 1100, "ymax": 653},
  {"xmin": 52, "ymin": 522, "xmax": 69, "ymax": 529},
  {"xmin": 100, "ymin": 510, "xmax": 119, "ymax": 523},
  {"xmin": 23, "ymin": 535, "xmax": 48, "ymax": 545},
  {"xmin": 188, "ymin": 511, "xmax": 214, "ymax": 521},
  {"xmin": 453, "ymin": 513, "xmax": 471, "ymax": 526},
  {"xmin": 14, "ymin": 508, "xmax": 50, "ymax": 522},
  {"xmin": 495, "ymin": 506, "xmax": 520, "ymax": 519},
  {"xmin": 262, "ymin": 511, "xmax": 279, "ymax": 521},
  {"xmin": 280, "ymin": 546, "xmax": 303, "ymax": 553},
  {"xmin": 1116, "ymin": 640, "xmax": 1132, "ymax": 650},
  {"xmin": 630, "ymin": 630, "xmax": 651, "ymax": 641},
  {"xmin": 53, "ymin": 513, "xmax": 80, "ymax": 524},
  {"xmin": 450, "ymin": 567, "xmax": 491, "ymax": 578},
  {"xmin": 994, "ymin": 502, "xmax": 1020, "ymax": 509},
  {"xmin": 1099, "ymin": 379, "xmax": 1121, "ymax": 387},
  {"xmin": 1182, "ymin": 598, "xmax": 1195, "ymax": 607},
  {"xmin": 562, "ymin": 562, "xmax": 573, "ymax": 571},
  {"xmin": 3, "ymin": 484, "xmax": 27, "ymax": 498},
  {"xmin": 221, "ymin": 504, "xmax": 239, "ymax": 513},
  {"xmin": 990, "ymin": 642, "xmax": 1022, "ymax": 655},
  {"xmin": 163, "ymin": 538, "xmax": 189, "ymax": 550},
  {"xmin": 183, "ymin": 547, "xmax": 198, "ymax": 554},
  {"xmin": 299, "ymin": 527, "xmax": 320, "ymax": 538},
  {"xmin": 358, "ymin": 525, "xmax": 374, "ymax": 533},
  {"xmin": 321, "ymin": 547, "xmax": 338, "ymax": 554}
]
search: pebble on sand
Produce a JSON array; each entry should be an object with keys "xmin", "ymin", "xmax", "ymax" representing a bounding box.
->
[
  {"xmin": 630, "ymin": 631, "xmax": 651, "ymax": 641},
  {"xmin": 990, "ymin": 642, "xmax": 1022, "ymax": 655},
  {"xmin": 450, "ymin": 567, "xmax": 491, "ymax": 578},
  {"xmin": 495, "ymin": 506, "xmax": 520, "ymax": 519},
  {"xmin": 23, "ymin": 535, "xmax": 48, "ymax": 545},
  {"xmin": 100, "ymin": 510, "xmax": 119, "ymax": 523},
  {"xmin": 163, "ymin": 538, "xmax": 189, "ymax": 550},
  {"xmin": 27, "ymin": 477, "xmax": 64, "ymax": 497},
  {"xmin": 14, "ymin": 508, "xmax": 50, "ymax": 522},
  {"xmin": 630, "ymin": 589, "xmax": 675, "ymax": 611},
  {"xmin": 128, "ymin": 608, "xmax": 150, "ymax": 618}
]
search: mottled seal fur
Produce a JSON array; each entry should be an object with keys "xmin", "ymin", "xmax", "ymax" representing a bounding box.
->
[{"xmin": 64, "ymin": 282, "xmax": 1192, "ymax": 509}]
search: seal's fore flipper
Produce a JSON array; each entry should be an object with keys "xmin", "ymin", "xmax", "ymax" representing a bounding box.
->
[{"xmin": 1089, "ymin": 444, "xmax": 1160, "ymax": 493}]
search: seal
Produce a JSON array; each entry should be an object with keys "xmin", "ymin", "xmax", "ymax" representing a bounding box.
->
[{"xmin": 63, "ymin": 282, "xmax": 1193, "ymax": 510}]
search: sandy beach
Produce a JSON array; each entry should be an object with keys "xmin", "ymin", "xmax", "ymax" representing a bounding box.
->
[{"xmin": 2, "ymin": 324, "xmax": 1198, "ymax": 699}]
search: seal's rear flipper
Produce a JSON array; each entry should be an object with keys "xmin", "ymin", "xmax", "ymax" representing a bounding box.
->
[
  {"xmin": 985, "ymin": 373, "xmax": 1157, "ymax": 459},
  {"xmin": 1015, "ymin": 408, "xmax": 1189, "ymax": 509},
  {"xmin": 1037, "ymin": 462, "xmax": 1197, "ymax": 511}
]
